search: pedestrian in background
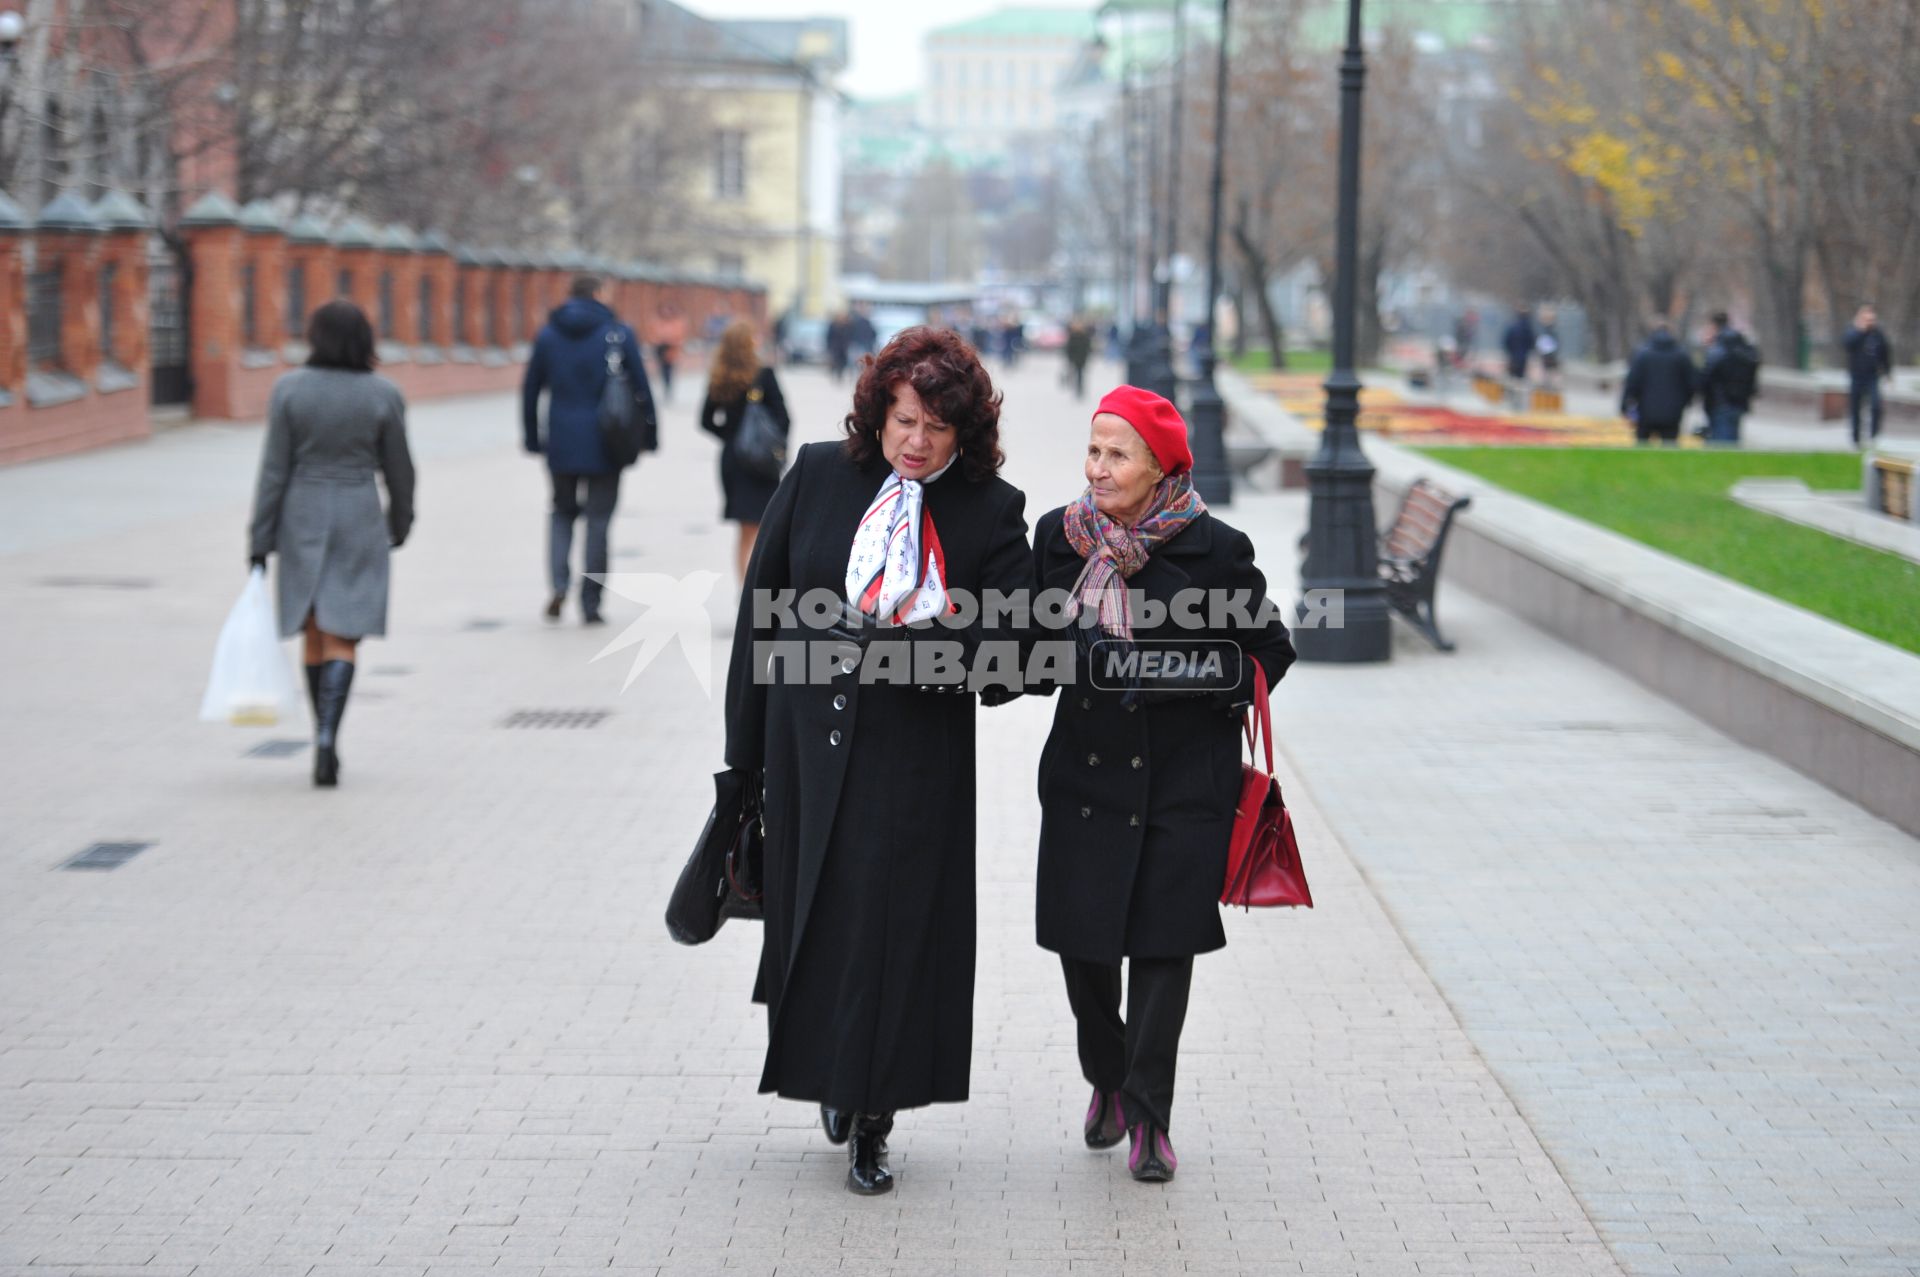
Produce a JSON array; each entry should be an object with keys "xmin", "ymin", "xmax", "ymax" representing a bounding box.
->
[
  {"xmin": 722, "ymin": 327, "xmax": 1031, "ymax": 1196},
  {"xmin": 1064, "ymin": 317, "xmax": 1094, "ymax": 400},
  {"xmin": 1029, "ymin": 385, "xmax": 1295, "ymax": 1183},
  {"xmin": 701, "ymin": 319, "xmax": 791, "ymax": 583},
  {"xmin": 1535, "ymin": 305, "xmax": 1563, "ymax": 392},
  {"xmin": 849, "ymin": 305, "xmax": 878, "ymax": 362},
  {"xmin": 522, "ymin": 275, "xmax": 654, "ymax": 625},
  {"xmin": 249, "ymin": 300, "xmax": 415, "ymax": 789},
  {"xmin": 1502, "ymin": 305, "xmax": 1536, "ymax": 405},
  {"xmin": 825, "ymin": 310, "xmax": 853, "ymax": 383},
  {"xmin": 1843, "ymin": 304, "xmax": 1894, "ymax": 447},
  {"xmin": 1699, "ymin": 312, "xmax": 1761, "ymax": 444},
  {"xmin": 649, "ymin": 302, "xmax": 687, "ymax": 403},
  {"xmin": 1621, "ymin": 319, "xmax": 1698, "ymax": 446}
]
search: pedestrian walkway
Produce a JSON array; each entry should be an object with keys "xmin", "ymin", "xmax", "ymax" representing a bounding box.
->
[{"xmin": 0, "ymin": 357, "xmax": 1630, "ymax": 1275}]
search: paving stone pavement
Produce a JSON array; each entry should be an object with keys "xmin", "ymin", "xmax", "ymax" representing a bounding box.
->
[
  {"xmin": 0, "ymin": 350, "xmax": 1706, "ymax": 1277},
  {"xmin": 1257, "ymin": 472, "xmax": 1920, "ymax": 1273}
]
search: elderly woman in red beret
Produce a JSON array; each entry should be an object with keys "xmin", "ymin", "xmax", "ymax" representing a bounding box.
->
[{"xmin": 1030, "ymin": 385, "xmax": 1296, "ymax": 1182}]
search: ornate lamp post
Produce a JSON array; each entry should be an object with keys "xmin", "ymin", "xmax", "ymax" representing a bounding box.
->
[
  {"xmin": 1184, "ymin": 0, "xmax": 1233, "ymax": 505},
  {"xmin": 1294, "ymin": 0, "xmax": 1390, "ymax": 662}
]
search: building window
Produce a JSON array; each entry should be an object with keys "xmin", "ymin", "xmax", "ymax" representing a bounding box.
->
[
  {"xmin": 378, "ymin": 270, "xmax": 395, "ymax": 338},
  {"xmin": 336, "ymin": 268, "xmax": 352, "ymax": 298},
  {"xmin": 28, "ymin": 266, "xmax": 63, "ymax": 369},
  {"xmin": 287, "ymin": 265, "xmax": 306, "ymax": 338},
  {"xmin": 715, "ymin": 252, "xmax": 744, "ymax": 279},
  {"xmin": 418, "ymin": 276, "xmax": 434, "ymax": 343},
  {"xmin": 240, "ymin": 262, "xmax": 258, "ymax": 345},
  {"xmin": 98, "ymin": 262, "xmax": 118, "ymax": 362},
  {"xmin": 715, "ymin": 129, "xmax": 747, "ymax": 200}
]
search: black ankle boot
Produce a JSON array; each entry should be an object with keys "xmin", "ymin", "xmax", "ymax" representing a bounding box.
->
[
  {"xmin": 821, "ymin": 1106, "xmax": 852, "ymax": 1146},
  {"xmin": 846, "ymin": 1111, "xmax": 894, "ymax": 1195},
  {"xmin": 1083, "ymin": 1087, "xmax": 1126, "ymax": 1150},
  {"xmin": 312, "ymin": 659, "xmax": 355, "ymax": 788}
]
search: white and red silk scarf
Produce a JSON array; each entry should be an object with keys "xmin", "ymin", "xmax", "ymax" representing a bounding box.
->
[
  {"xmin": 1062, "ymin": 473, "xmax": 1206, "ymax": 640},
  {"xmin": 844, "ymin": 460, "xmax": 956, "ymax": 625}
]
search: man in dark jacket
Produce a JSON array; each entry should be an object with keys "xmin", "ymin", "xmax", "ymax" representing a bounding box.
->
[
  {"xmin": 522, "ymin": 275, "xmax": 653, "ymax": 625},
  {"xmin": 1621, "ymin": 322, "xmax": 1698, "ymax": 445},
  {"xmin": 1699, "ymin": 311, "xmax": 1761, "ymax": 444},
  {"xmin": 1843, "ymin": 304, "xmax": 1894, "ymax": 446},
  {"xmin": 1502, "ymin": 306, "xmax": 1536, "ymax": 406}
]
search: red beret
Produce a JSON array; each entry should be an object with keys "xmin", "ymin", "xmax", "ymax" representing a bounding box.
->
[{"xmin": 1094, "ymin": 384, "xmax": 1192, "ymax": 476}]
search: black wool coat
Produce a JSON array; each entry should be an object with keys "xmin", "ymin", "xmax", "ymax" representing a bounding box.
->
[
  {"xmin": 724, "ymin": 441, "xmax": 1031, "ymax": 1113},
  {"xmin": 1031, "ymin": 506, "xmax": 1296, "ymax": 963}
]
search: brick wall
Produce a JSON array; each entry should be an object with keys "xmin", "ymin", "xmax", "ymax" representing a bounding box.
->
[{"xmin": 0, "ymin": 189, "xmax": 769, "ymax": 468}]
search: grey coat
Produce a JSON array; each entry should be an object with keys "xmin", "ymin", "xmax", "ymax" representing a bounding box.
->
[{"xmin": 249, "ymin": 367, "xmax": 415, "ymax": 640}]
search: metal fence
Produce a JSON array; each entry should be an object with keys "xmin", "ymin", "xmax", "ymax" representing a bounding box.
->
[
  {"xmin": 98, "ymin": 262, "xmax": 118, "ymax": 363},
  {"xmin": 148, "ymin": 244, "xmax": 189, "ymax": 405},
  {"xmin": 27, "ymin": 267, "xmax": 63, "ymax": 369}
]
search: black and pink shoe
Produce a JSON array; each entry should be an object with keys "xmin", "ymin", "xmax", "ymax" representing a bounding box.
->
[
  {"xmin": 1083, "ymin": 1087, "xmax": 1126, "ymax": 1149},
  {"xmin": 1126, "ymin": 1119, "xmax": 1177, "ymax": 1183}
]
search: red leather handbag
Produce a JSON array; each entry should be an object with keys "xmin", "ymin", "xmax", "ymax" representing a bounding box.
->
[{"xmin": 1221, "ymin": 662, "xmax": 1312, "ymax": 909}]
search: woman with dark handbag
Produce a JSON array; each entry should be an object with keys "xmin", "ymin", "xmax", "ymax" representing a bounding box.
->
[
  {"xmin": 1029, "ymin": 385, "xmax": 1295, "ymax": 1182},
  {"xmin": 701, "ymin": 320, "xmax": 791, "ymax": 583},
  {"xmin": 721, "ymin": 327, "xmax": 1031, "ymax": 1196}
]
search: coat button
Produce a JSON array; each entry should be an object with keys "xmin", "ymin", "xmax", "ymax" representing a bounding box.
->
[
  {"xmin": 841, "ymin": 658, "xmax": 856, "ymax": 674},
  {"xmin": 1080, "ymin": 805, "xmax": 1092, "ymax": 819},
  {"xmin": 829, "ymin": 730, "xmax": 842, "ymax": 746},
  {"xmin": 1125, "ymin": 702, "xmax": 1138, "ymax": 713},
  {"xmin": 1131, "ymin": 756, "xmax": 1143, "ymax": 769},
  {"xmin": 1129, "ymin": 814, "xmax": 1140, "ymax": 827},
  {"xmin": 832, "ymin": 694, "xmax": 846, "ymax": 711},
  {"xmin": 1087, "ymin": 753, "xmax": 1100, "ymax": 766},
  {"xmin": 1080, "ymin": 697, "xmax": 1092, "ymax": 710}
]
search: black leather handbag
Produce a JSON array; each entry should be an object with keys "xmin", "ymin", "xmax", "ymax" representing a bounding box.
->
[
  {"xmin": 665, "ymin": 769, "xmax": 765, "ymax": 945},
  {"xmin": 728, "ymin": 387, "xmax": 786, "ymax": 481}
]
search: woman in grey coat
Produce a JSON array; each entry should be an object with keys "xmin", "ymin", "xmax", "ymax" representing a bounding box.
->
[{"xmin": 249, "ymin": 300, "xmax": 415, "ymax": 787}]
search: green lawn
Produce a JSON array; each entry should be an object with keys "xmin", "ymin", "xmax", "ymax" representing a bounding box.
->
[
  {"xmin": 1230, "ymin": 348, "xmax": 1334, "ymax": 374},
  {"xmin": 1418, "ymin": 448, "xmax": 1920, "ymax": 655}
]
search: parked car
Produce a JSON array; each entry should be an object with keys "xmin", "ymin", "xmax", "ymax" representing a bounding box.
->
[
  {"xmin": 1028, "ymin": 318, "xmax": 1068, "ymax": 351},
  {"xmin": 780, "ymin": 317, "xmax": 829, "ymax": 365}
]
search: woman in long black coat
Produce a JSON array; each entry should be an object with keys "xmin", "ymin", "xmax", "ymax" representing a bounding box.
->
[
  {"xmin": 1032, "ymin": 385, "xmax": 1295, "ymax": 1183},
  {"xmin": 700, "ymin": 319, "xmax": 790, "ymax": 583},
  {"xmin": 722, "ymin": 327, "xmax": 1030, "ymax": 1196}
]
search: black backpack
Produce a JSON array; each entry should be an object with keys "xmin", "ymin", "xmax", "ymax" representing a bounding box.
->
[
  {"xmin": 1718, "ymin": 333, "xmax": 1761, "ymax": 403},
  {"xmin": 597, "ymin": 330, "xmax": 655, "ymax": 466}
]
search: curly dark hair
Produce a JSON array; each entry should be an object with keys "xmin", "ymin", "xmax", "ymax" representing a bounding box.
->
[{"xmin": 842, "ymin": 326, "xmax": 1004, "ymax": 480}]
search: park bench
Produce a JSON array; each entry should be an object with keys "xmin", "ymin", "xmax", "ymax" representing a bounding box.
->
[{"xmin": 1379, "ymin": 478, "xmax": 1472, "ymax": 651}]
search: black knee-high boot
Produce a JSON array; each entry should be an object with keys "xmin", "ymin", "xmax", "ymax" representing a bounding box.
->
[
  {"xmin": 312, "ymin": 659, "xmax": 355, "ymax": 788},
  {"xmin": 304, "ymin": 663, "xmax": 323, "ymax": 724}
]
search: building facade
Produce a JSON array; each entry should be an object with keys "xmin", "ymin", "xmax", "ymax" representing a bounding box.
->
[
  {"xmin": 919, "ymin": 8, "xmax": 1096, "ymax": 152},
  {"xmin": 628, "ymin": 2, "xmax": 847, "ymax": 320}
]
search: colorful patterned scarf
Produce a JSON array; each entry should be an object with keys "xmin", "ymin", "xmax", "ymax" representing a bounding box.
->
[
  {"xmin": 844, "ymin": 459, "xmax": 955, "ymax": 625},
  {"xmin": 1062, "ymin": 472, "xmax": 1207, "ymax": 640}
]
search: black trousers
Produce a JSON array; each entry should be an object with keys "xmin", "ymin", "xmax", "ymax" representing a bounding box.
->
[
  {"xmin": 549, "ymin": 472, "xmax": 621, "ymax": 609},
  {"xmin": 1060, "ymin": 954, "xmax": 1193, "ymax": 1131}
]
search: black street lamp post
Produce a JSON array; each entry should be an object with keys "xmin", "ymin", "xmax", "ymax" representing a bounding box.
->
[
  {"xmin": 1184, "ymin": 0, "xmax": 1232, "ymax": 505},
  {"xmin": 1134, "ymin": 3, "xmax": 1181, "ymax": 404},
  {"xmin": 1295, "ymin": 0, "xmax": 1390, "ymax": 662}
]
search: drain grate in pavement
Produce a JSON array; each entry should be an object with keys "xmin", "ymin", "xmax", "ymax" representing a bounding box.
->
[
  {"xmin": 464, "ymin": 619, "xmax": 506, "ymax": 632},
  {"xmin": 62, "ymin": 841, "xmax": 154, "ymax": 871},
  {"xmin": 501, "ymin": 709, "xmax": 612, "ymax": 730},
  {"xmin": 38, "ymin": 575, "xmax": 156, "ymax": 590},
  {"xmin": 245, "ymin": 739, "xmax": 308, "ymax": 758}
]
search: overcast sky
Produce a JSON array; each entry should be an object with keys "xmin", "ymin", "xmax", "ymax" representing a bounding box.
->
[{"xmin": 687, "ymin": 0, "xmax": 1093, "ymax": 99}]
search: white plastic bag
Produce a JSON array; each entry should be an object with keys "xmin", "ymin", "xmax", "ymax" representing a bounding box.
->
[{"xmin": 199, "ymin": 568, "xmax": 301, "ymax": 726}]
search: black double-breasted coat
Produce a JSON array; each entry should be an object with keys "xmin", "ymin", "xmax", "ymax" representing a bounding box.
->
[
  {"xmin": 1031, "ymin": 506, "xmax": 1296, "ymax": 963},
  {"xmin": 724, "ymin": 441, "xmax": 1030, "ymax": 1113}
]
